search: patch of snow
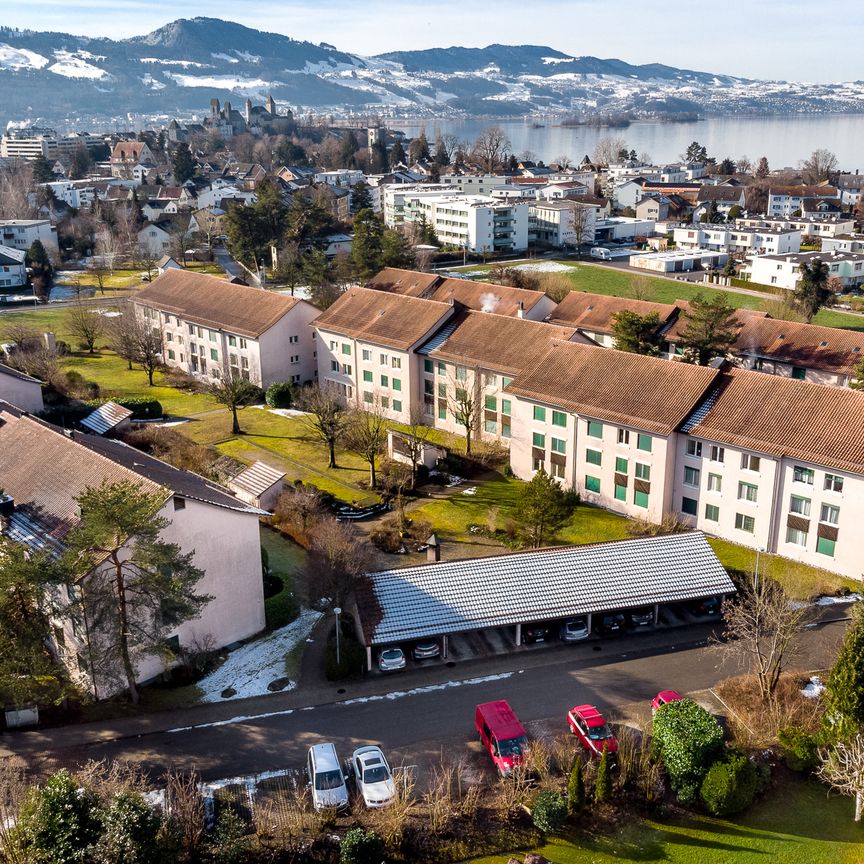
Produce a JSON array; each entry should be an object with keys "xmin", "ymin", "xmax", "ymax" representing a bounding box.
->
[
  {"xmin": 340, "ymin": 671, "xmax": 515, "ymax": 706},
  {"xmin": 252, "ymin": 405, "xmax": 307, "ymax": 418},
  {"xmin": 791, "ymin": 592, "xmax": 862, "ymax": 610},
  {"xmin": 461, "ymin": 486, "xmax": 477, "ymax": 496},
  {"xmin": 49, "ymin": 50, "xmax": 110, "ymax": 80},
  {"xmin": 801, "ymin": 676, "xmax": 825, "ymax": 699},
  {"xmin": 140, "ymin": 73, "xmax": 165, "ymax": 91},
  {"xmin": 167, "ymin": 706, "xmax": 296, "ymax": 734},
  {"xmin": 0, "ymin": 43, "xmax": 49, "ymax": 71},
  {"xmin": 205, "ymin": 767, "xmax": 298, "ymax": 795},
  {"xmin": 513, "ymin": 261, "xmax": 576, "ymax": 273},
  {"xmin": 542, "ymin": 56, "xmax": 575, "ymax": 65},
  {"xmin": 140, "ymin": 58, "xmax": 210, "ymax": 68},
  {"xmin": 165, "ymin": 72, "xmax": 276, "ymax": 93},
  {"xmin": 233, "ymin": 50, "xmax": 261, "ymax": 64},
  {"xmin": 198, "ymin": 609, "xmax": 322, "ymax": 704},
  {"xmin": 211, "ymin": 52, "xmax": 239, "ymax": 64}
]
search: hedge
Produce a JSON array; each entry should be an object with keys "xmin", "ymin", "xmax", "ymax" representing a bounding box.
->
[{"xmin": 700, "ymin": 751, "xmax": 758, "ymax": 816}]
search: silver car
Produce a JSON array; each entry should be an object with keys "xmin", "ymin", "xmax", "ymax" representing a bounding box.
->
[
  {"xmin": 412, "ymin": 640, "xmax": 441, "ymax": 661},
  {"xmin": 378, "ymin": 647, "xmax": 406, "ymax": 672},
  {"xmin": 560, "ymin": 618, "xmax": 590, "ymax": 642},
  {"xmin": 352, "ymin": 745, "xmax": 396, "ymax": 808},
  {"xmin": 307, "ymin": 742, "xmax": 349, "ymax": 811}
]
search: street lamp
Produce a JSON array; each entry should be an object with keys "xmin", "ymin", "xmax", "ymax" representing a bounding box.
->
[
  {"xmin": 333, "ymin": 606, "xmax": 342, "ymax": 667},
  {"xmin": 754, "ymin": 545, "xmax": 766, "ymax": 591}
]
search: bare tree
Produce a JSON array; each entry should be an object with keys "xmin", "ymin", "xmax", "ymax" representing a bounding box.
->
[
  {"xmin": 66, "ymin": 302, "xmax": 105, "ymax": 354},
  {"xmin": 447, "ymin": 370, "xmax": 479, "ymax": 455},
  {"xmin": 208, "ymin": 372, "xmax": 262, "ymax": 434},
  {"xmin": 800, "ymin": 148, "xmax": 838, "ymax": 184},
  {"xmin": 818, "ymin": 734, "xmax": 864, "ymax": 821},
  {"xmin": 193, "ymin": 207, "xmax": 222, "ymax": 257},
  {"xmin": 273, "ymin": 485, "xmax": 325, "ymax": 542},
  {"xmin": 130, "ymin": 317, "xmax": 165, "ymax": 386},
  {"xmin": 298, "ymin": 383, "xmax": 348, "ymax": 468},
  {"xmin": 0, "ymin": 162, "xmax": 37, "ymax": 220},
  {"xmin": 472, "ymin": 126, "xmax": 511, "ymax": 173},
  {"xmin": 87, "ymin": 258, "xmax": 110, "ymax": 294},
  {"xmin": 2, "ymin": 322, "xmax": 38, "ymax": 350},
  {"xmin": 736, "ymin": 157, "xmax": 753, "ymax": 175},
  {"xmin": 399, "ymin": 405, "xmax": 434, "ymax": 489},
  {"xmin": 109, "ymin": 306, "xmax": 140, "ymax": 370},
  {"xmin": 344, "ymin": 401, "xmax": 388, "ymax": 489},
  {"xmin": 301, "ymin": 517, "xmax": 372, "ymax": 608},
  {"xmin": 715, "ymin": 576, "xmax": 811, "ymax": 703},
  {"xmin": 570, "ymin": 204, "xmax": 593, "ymax": 257},
  {"xmin": 592, "ymin": 135, "xmax": 628, "ymax": 168},
  {"xmin": 95, "ymin": 229, "xmax": 122, "ymax": 273},
  {"xmin": 136, "ymin": 245, "xmax": 159, "ymax": 282}
]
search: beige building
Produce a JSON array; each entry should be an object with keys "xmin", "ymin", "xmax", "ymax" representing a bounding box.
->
[
  {"xmin": 134, "ymin": 270, "xmax": 319, "ymax": 388},
  {"xmin": 0, "ymin": 403, "xmax": 266, "ymax": 700}
]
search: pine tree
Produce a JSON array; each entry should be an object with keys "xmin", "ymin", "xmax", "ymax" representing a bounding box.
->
[
  {"xmin": 794, "ymin": 259, "xmax": 834, "ymax": 323},
  {"xmin": 171, "ymin": 142, "xmax": 195, "ymax": 184},
  {"xmin": 595, "ymin": 744, "xmax": 613, "ymax": 803},
  {"xmin": 755, "ymin": 156, "xmax": 770, "ymax": 178},
  {"xmin": 678, "ymin": 292, "xmax": 741, "ymax": 366},
  {"xmin": 824, "ymin": 604, "xmax": 864, "ymax": 740},
  {"xmin": 567, "ymin": 759, "xmax": 585, "ymax": 816},
  {"xmin": 408, "ymin": 130, "xmax": 430, "ymax": 164},
  {"xmin": 389, "ymin": 140, "xmax": 407, "ymax": 169},
  {"xmin": 516, "ymin": 467, "xmax": 576, "ymax": 548},
  {"xmin": 611, "ymin": 310, "xmax": 663, "ymax": 355},
  {"xmin": 31, "ymin": 153, "xmax": 55, "ymax": 184},
  {"xmin": 351, "ymin": 208, "xmax": 384, "ymax": 279}
]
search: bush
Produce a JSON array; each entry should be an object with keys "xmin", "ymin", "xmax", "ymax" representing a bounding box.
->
[
  {"xmin": 566, "ymin": 759, "xmax": 585, "ymax": 816},
  {"xmin": 117, "ymin": 397, "xmax": 163, "ymax": 419},
  {"xmin": 652, "ymin": 698, "xmax": 725, "ymax": 804},
  {"xmin": 325, "ymin": 631, "xmax": 366, "ymax": 680},
  {"xmin": 265, "ymin": 381, "xmax": 294, "ymax": 409},
  {"xmin": 700, "ymin": 751, "xmax": 758, "ymax": 816},
  {"xmin": 95, "ymin": 791, "xmax": 163, "ymax": 864},
  {"xmin": 531, "ymin": 790, "xmax": 567, "ymax": 833},
  {"xmin": 778, "ymin": 726, "xmax": 819, "ymax": 772},
  {"xmin": 340, "ymin": 827, "xmax": 384, "ymax": 864},
  {"xmin": 595, "ymin": 745, "xmax": 613, "ymax": 803}
]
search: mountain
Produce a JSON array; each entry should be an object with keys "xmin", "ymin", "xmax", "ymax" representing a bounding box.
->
[{"xmin": 0, "ymin": 18, "xmax": 862, "ymax": 128}]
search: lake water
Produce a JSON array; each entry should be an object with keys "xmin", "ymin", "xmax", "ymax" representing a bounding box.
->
[{"xmin": 391, "ymin": 115, "xmax": 864, "ymax": 171}]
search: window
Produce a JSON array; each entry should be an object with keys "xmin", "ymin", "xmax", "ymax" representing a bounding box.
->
[
  {"xmin": 793, "ymin": 465, "xmax": 814, "ymax": 485},
  {"xmin": 684, "ymin": 466, "xmax": 700, "ymax": 487},
  {"xmin": 705, "ymin": 503, "xmax": 720, "ymax": 522},
  {"xmin": 502, "ymin": 399, "xmax": 511, "ymax": 416},
  {"xmin": 533, "ymin": 454, "xmax": 545, "ymax": 471},
  {"xmin": 786, "ymin": 526, "xmax": 808, "ymax": 546},
  {"xmin": 484, "ymin": 420, "xmax": 497, "ymax": 434},
  {"xmin": 392, "ymin": 378, "xmax": 401, "ymax": 391},
  {"xmin": 342, "ymin": 364, "xmax": 352, "ymax": 376},
  {"xmin": 735, "ymin": 513, "xmax": 755, "ymax": 533},
  {"xmin": 330, "ymin": 360, "xmax": 339, "ymax": 372},
  {"xmin": 437, "ymin": 361, "xmax": 446, "ymax": 375},
  {"xmin": 551, "ymin": 437, "xmax": 566, "ymax": 454},
  {"xmin": 681, "ymin": 497, "xmax": 698, "ymax": 516},
  {"xmin": 551, "ymin": 461, "xmax": 566, "ymax": 479},
  {"xmin": 533, "ymin": 406, "xmax": 546, "ymax": 422},
  {"xmin": 741, "ymin": 453, "xmax": 761, "ymax": 472},
  {"xmin": 380, "ymin": 353, "xmax": 388, "ymax": 365},
  {"xmin": 167, "ymin": 349, "xmax": 175, "ymax": 360},
  {"xmin": 363, "ymin": 349, "xmax": 372, "ymax": 361},
  {"xmin": 552, "ymin": 410, "xmax": 567, "ymax": 428},
  {"xmin": 710, "ymin": 445, "xmax": 725, "ymax": 462},
  {"xmin": 502, "ymin": 376, "xmax": 513, "ymax": 388},
  {"xmin": 792, "ymin": 366, "xmax": 806, "ymax": 380},
  {"xmin": 502, "ymin": 421, "xmax": 511, "ymax": 438},
  {"xmin": 189, "ymin": 323, "xmax": 195, "ymax": 334},
  {"xmin": 380, "ymin": 396, "xmax": 389, "ymax": 409},
  {"xmin": 424, "ymin": 358, "xmax": 433, "ymax": 373},
  {"xmin": 686, "ymin": 439, "xmax": 702, "ymax": 458},
  {"xmin": 363, "ymin": 391, "xmax": 373, "ymax": 404},
  {"xmin": 438, "ymin": 404, "xmax": 446, "ymax": 420},
  {"xmin": 634, "ymin": 489, "xmax": 649, "ymax": 508},
  {"xmin": 615, "ymin": 456, "xmax": 628, "ymax": 473},
  {"xmin": 738, "ymin": 482, "xmax": 758, "ymax": 503},
  {"xmin": 587, "ymin": 420, "xmax": 603, "ymax": 438},
  {"xmin": 586, "ymin": 448, "xmax": 602, "ymax": 466},
  {"xmin": 635, "ymin": 462, "xmax": 651, "ymax": 481},
  {"xmin": 816, "ymin": 536, "xmax": 836, "ymax": 557},
  {"xmin": 824, "ymin": 473, "xmax": 844, "ymax": 493},
  {"xmin": 392, "ymin": 357, "xmax": 401, "ymax": 369},
  {"xmin": 380, "ymin": 374, "xmax": 389, "ymax": 388},
  {"xmin": 341, "ymin": 344, "xmax": 351, "ymax": 356},
  {"xmin": 637, "ymin": 433, "xmax": 652, "ymax": 452},
  {"xmin": 617, "ymin": 428, "xmax": 630, "ymax": 445},
  {"xmin": 227, "ymin": 334, "xmax": 237, "ymax": 347},
  {"xmin": 363, "ymin": 370, "xmax": 373, "ymax": 383},
  {"xmin": 438, "ymin": 382, "xmax": 446, "ymax": 398},
  {"xmin": 532, "ymin": 432, "xmax": 546, "ymax": 448},
  {"xmin": 290, "ymin": 355, "xmax": 299, "ymax": 364},
  {"xmin": 484, "ymin": 373, "xmax": 498, "ymax": 388},
  {"xmin": 209, "ymin": 330, "xmax": 217, "ymax": 342},
  {"xmin": 288, "ymin": 335, "xmax": 299, "ymax": 344},
  {"xmin": 585, "ymin": 475, "xmax": 601, "ymax": 493},
  {"xmin": 392, "ymin": 399, "xmax": 402, "ymax": 413},
  {"xmin": 485, "ymin": 395, "xmax": 497, "ymax": 411},
  {"xmin": 240, "ymin": 338, "xmax": 247, "ymax": 350},
  {"xmin": 707, "ymin": 473, "xmax": 722, "ymax": 492},
  {"xmin": 820, "ymin": 503, "xmax": 840, "ymax": 525},
  {"xmin": 614, "ymin": 483, "xmax": 627, "ymax": 501},
  {"xmin": 455, "ymin": 366, "xmax": 467, "ymax": 382},
  {"xmin": 790, "ymin": 495, "xmax": 811, "ymax": 516}
]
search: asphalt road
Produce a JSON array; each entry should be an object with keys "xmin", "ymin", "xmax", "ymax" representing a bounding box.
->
[{"xmin": 7, "ymin": 615, "xmax": 846, "ymax": 784}]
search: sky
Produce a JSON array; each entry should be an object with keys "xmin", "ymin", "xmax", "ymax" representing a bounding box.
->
[{"xmin": 2, "ymin": 0, "xmax": 862, "ymax": 83}]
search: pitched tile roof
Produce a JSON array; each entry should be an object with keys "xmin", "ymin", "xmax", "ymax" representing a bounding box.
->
[
  {"xmin": 366, "ymin": 268, "xmax": 442, "ymax": 297},
  {"xmin": 228, "ymin": 460, "xmax": 285, "ymax": 498},
  {"xmin": 735, "ymin": 317, "xmax": 863, "ymax": 376},
  {"xmin": 134, "ymin": 270, "xmax": 303, "ymax": 338},
  {"xmin": 506, "ymin": 341, "xmax": 719, "ymax": 435},
  {"xmin": 685, "ymin": 368, "xmax": 864, "ymax": 475},
  {"xmin": 312, "ymin": 287, "xmax": 454, "ymax": 350},
  {"xmin": 80, "ymin": 401, "xmax": 133, "ymax": 436},
  {"xmin": 428, "ymin": 277, "xmax": 549, "ymax": 317},
  {"xmin": 425, "ymin": 311, "xmax": 584, "ymax": 376},
  {"xmin": 547, "ymin": 292, "xmax": 679, "ymax": 335},
  {"xmin": 358, "ymin": 532, "xmax": 734, "ymax": 644}
]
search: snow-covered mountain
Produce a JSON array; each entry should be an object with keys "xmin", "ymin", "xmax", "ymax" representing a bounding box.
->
[{"xmin": 1, "ymin": 18, "xmax": 863, "ymax": 127}]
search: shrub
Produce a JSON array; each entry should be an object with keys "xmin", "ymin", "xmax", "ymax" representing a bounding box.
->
[
  {"xmin": 652, "ymin": 697, "xmax": 725, "ymax": 804},
  {"xmin": 95, "ymin": 791, "xmax": 163, "ymax": 864},
  {"xmin": 116, "ymin": 397, "xmax": 163, "ymax": 419},
  {"xmin": 325, "ymin": 632, "xmax": 366, "ymax": 680},
  {"xmin": 207, "ymin": 807, "xmax": 250, "ymax": 864},
  {"xmin": 699, "ymin": 751, "xmax": 758, "ymax": 816},
  {"xmin": 265, "ymin": 381, "xmax": 294, "ymax": 409},
  {"xmin": 778, "ymin": 726, "xmax": 819, "ymax": 772},
  {"xmin": 340, "ymin": 827, "xmax": 384, "ymax": 864},
  {"xmin": 595, "ymin": 744, "xmax": 613, "ymax": 803},
  {"xmin": 532, "ymin": 790, "xmax": 567, "ymax": 833},
  {"xmin": 567, "ymin": 759, "xmax": 585, "ymax": 816}
]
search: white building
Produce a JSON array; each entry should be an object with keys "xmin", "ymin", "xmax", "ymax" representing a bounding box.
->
[
  {"xmin": 747, "ymin": 251, "xmax": 864, "ymax": 291},
  {"xmin": 528, "ymin": 200, "xmax": 598, "ymax": 247},
  {"xmin": 0, "ymin": 245, "xmax": 27, "ymax": 288},
  {"xmin": 767, "ymin": 186, "xmax": 839, "ymax": 218},
  {"xmin": 737, "ymin": 216, "xmax": 856, "ymax": 240},
  {"xmin": 821, "ymin": 234, "xmax": 864, "ymax": 254},
  {"xmin": 0, "ymin": 220, "xmax": 59, "ymax": 256},
  {"xmin": 133, "ymin": 270, "xmax": 320, "ymax": 388},
  {"xmin": 313, "ymin": 169, "xmax": 365, "ymax": 187},
  {"xmin": 630, "ymin": 249, "xmax": 728, "ymax": 273},
  {"xmin": 594, "ymin": 216, "xmax": 655, "ymax": 243},
  {"xmin": 674, "ymin": 225, "xmax": 801, "ymax": 256}
]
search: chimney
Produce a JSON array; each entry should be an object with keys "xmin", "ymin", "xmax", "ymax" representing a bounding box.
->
[
  {"xmin": 517, "ymin": 301, "xmax": 525, "ymax": 319},
  {"xmin": 426, "ymin": 533, "xmax": 441, "ymax": 563}
]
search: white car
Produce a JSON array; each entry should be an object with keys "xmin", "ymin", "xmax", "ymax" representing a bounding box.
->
[{"xmin": 352, "ymin": 745, "xmax": 396, "ymax": 808}]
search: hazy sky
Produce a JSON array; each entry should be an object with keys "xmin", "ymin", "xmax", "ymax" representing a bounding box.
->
[{"xmin": 3, "ymin": 0, "xmax": 862, "ymax": 83}]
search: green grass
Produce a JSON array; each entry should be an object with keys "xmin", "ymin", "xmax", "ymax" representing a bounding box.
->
[
  {"xmin": 465, "ymin": 777, "xmax": 864, "ymax": 864},
  {"xmin": 261, "ymin": 527, "xmax": 306, "ymax": 630}
]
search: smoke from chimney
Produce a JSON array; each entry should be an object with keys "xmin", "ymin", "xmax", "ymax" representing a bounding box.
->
[{"xmin": 480, "ymin": 292, "xmax": 499, "ymax": 313}]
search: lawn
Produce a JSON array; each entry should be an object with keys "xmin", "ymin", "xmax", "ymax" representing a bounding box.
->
[
  {"xmin": 260, "ymin": 526, "xmax": 306, "ymax": 630},
  {"xmin": 465, "ymin": 777, "xmax": 864, "ymax": 864}
]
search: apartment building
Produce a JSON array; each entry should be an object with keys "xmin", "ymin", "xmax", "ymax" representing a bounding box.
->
[
  {"xmin": 133, "ymin": 270, "xmax": 319, "ymax": 388},
  {"xmin": 528, "ymin": 200, "xmax": 598, "ymax": 247},
  {"xmin": 767, "ymin": 185, "xmax": 839, "ymax": 218},
  {"xmin": 0, "ymin": 220, "xmax": 60, "ymax": 256},
  {"xmin": 748, "ymin": 250, "xmax": 864, "ymax": 291},
  {"xmin": 822, "ymin": 234, "xmax": 864, "ymax": 254},
  {"xmin": 0, "ymin": 245, "xmax": 27, "ymax": 288},
  {"xmin": 673, "ymin": 225, "xmax": 800, "ymax": 256},
  {"xmin": 0, "ymin": 128, "xmax": 103, "ymax": 162},
  {"xmin": 414, "ymin": 194, "xmax": 530, "ymax": 253},
  {"xmin": 737, "ymin": 216, "xmax": 856, "ymax": 239}
]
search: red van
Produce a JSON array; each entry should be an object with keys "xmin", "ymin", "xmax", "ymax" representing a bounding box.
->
[{"xmin": 475, "ymin": 700, "xmax": 528, "ymax": 776}]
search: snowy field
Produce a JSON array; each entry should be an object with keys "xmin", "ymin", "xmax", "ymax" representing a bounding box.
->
[{"xmin": 512, "ymin": 261, "xmax": 576, "ymax": 273}]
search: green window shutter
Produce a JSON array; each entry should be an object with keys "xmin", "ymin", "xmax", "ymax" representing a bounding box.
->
[
  {"xmin": 585, "ymin": 475, "xmax": 601, "ymax": 493},
  {"xmin": 614, "ymin": 483, "xmax": 627, "ymax": 502},
  {"xmin": 615, "ymin": 456, "xmax": 628, "ymax": 473},
  {"xmin": 586, "ymin": 449, "xmax": 602, "ymax": 466},
  {"xmin": 552, "ymin": 410, "xmax": 567, "ymax": 428}
]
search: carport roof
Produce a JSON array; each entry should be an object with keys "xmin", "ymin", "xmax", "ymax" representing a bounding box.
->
[{"xmin": 357, "ymin": 532, "xmax": 734, "ymax": 645}]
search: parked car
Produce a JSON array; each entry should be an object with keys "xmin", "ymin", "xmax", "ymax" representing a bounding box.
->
[
  {"xmin": 351, "ymin": 746, "xmax": 396, "ymax": 808},
  {"xmin": 688, "ymin": 596, "xmax": 721, "ymax": 617},
  {"xmin": 378, "ymin": 647, "xmax": 406, "ymax": 672},
  {"xmin": 475, "ymin": 700, "xmax": 528, "ymax": 776},
  {"xmin": 628, "ymin": 606, "xmax": 655, "ymax": 628},
  {"xmin": 411, "ymin": 640, "xmax": 441, "ymax": 661},
  {"xmin": 595, "ymin": 612, "xmax": 626, "ymax": 636},
  {"xmin": 307, "ymin": 743, "xmax": 349, "ymax": 811},
  {"xmin": 522, "ymin": 623, "xmax": 551, "ymax": 644},
  {"xmin": 559, "ymin": 618, "xmax": 590, "ymax": 642},
  {"xmin": 567, "ymin": 704, "xmax": 618, "ymax": 757},
  {"xmin": 651, "ymin": 690, "xmax": 683, "ymax": 713}
]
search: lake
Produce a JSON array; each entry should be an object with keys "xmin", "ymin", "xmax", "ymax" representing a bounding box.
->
[{"xmin": 390, "ymin": 115, "xmax": 864, "ymax": 171}]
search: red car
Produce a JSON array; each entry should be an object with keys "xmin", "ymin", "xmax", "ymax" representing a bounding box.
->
[
  {"xmin": 651, "ymin": 690, "xmax": 683, "ymax": 713},
  {"xmin": 567, "ymin": 704, "xmax": 618, "ymax": 757}
]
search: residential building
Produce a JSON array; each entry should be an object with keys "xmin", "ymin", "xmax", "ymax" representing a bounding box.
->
[
  {"xmin": 0, "ymin": 363, "xmax": 44, "ymax": 413},
  {"xmin": 737, "ymin": 216, "xmax": 856, "ymax": 239},
  {"xmin": 673, "ymin": 225, "xmax": 800, "ymax": 256},
  {"xmin": 821, "ymin": 234, "xmax": 864, "ymax": 254},
  {"xmin": 133, "ymin": 270, "xmax": 319, "ymax": 387},
  {"xmin": 747, "ymin": 250, "xmax": 864, "ymax": 291},
  {"xmin": 0, "ymin": 402, "xmax": 267, "ymax": 699},
  {"xmin": 0, "ymin": 245, "xmax": 27, "ymax": 288},
  {"xmin": 693, "ymin": 186, "xmax": 746, "ymax": 221},
  {"xmin": 629, "ymin": 249, "xmax": 728, "ymax": 273},
  {"xmin": 835, "ymin": 173, "xmax": 864, "ymax": 208},
  {"xmin": 767, "ymin": 185, "xmax": 839, "ymax": 218},
  {"xmin": 109, "ymin": 140, "xmax": 155, "ymax": 179},
  {"xmin": 528, "ymin": 200, "xmax": 598, "ymax": 247},
  {"xmin": 593, "ymin": 217, "xmax": 655, "ymax": 244},
  {"xmin": 0, "ymin": 220, "xmax": 59, "ymax": 256},
  {"xmin": 439, "ymin": 175, "xmax": 513, "ymax": 195}
]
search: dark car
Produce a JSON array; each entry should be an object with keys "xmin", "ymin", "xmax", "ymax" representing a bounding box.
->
[
  {"xmin": 628, "ymin": 606, "xmax": 655, "ymax": 628},
  {"xmin": 595, "ymin": 612, "xmax": 626, "ymax": 636},
  {"xmin": 411, "ymin": 640, "xmax": 441, "ymax": 661},
  {"xmin": 559, "ymin": 618, "xmax": 590, "ymax": 642},
  {"xmin": 689, "ymin": 597, "xmax": 721, "ymax": 617},
  {"xmin": 522, "ymin": 623, "xmax": 551, "ymax": 644}
]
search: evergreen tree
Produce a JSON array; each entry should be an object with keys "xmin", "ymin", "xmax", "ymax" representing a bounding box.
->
[
  {"xmin": 567, "ymin": 759, "xmax": 585, "ymax": 816},
  {"xmin": 25, "ymin": 239, "xmax": 53, "ymax": 301},
  {"xmin": 408, "ymin": 130, "xmax": 430, "ymax": 164},
  {"xmin": 755, "ymin": 156, "xmax": 770, "ymax": 178},
  {"xmin": 381, "ymin": 228, "xmax": 414, "ymax": 269},
  {"xmin": 678, "ymin": 292, "xmax": 741, "ymax": 365},
  {"xmin": 433, "ymin": 134, "xmax": 450, "ymax": 166},
  {"xmin": 824, "ymin": 603, "xmax": 864, "ymax": 740},
  {"xmin": 371, "ymin": 133, "xmax": 389, "ymax": 173},
  {"xmin": 794, "ymin": 259, "xmax": 834, "ymax": 323},
  {"xmin": 389, "ymin": 140, "xmax": 407, "ymax": 169},
  {"xmin": 516, "ymin": 467, "xmax": 576, "ymax": 548},
  {"xmin": 719, "ymin": 157, "xmax": 736, "ymax": 175},
  {"xmin": 350, "ymin": 182, "xmax": 373, "ymax": 214},
  {"xmin": 171, "ymin": 142, "xmax": 195, "ymax": 184},
  {"xmin": 351, "ymin": 208, "xmax": 385, "ymax": 279},
  {"xmin": 611, "ymin": 310, "xmax": 663, "ymax": 355},
  {"xmin": 70, "ymin": 144, "xmax": 93, "ymax": 180},
  {"xmin": 850, "ymin": 356, "xmax": 864, "ymax": 391},
  {"xmin": 339, "ymin": 131, "xmax": 359, "ymax": 168},
  {"xmin": 31, "ymin": 153, "xmax": 55, "ymax": 184},
  {"xmin": 595, "ymin": 744, "xmax": 613, "ymax": 803},
  {"xmin": 685, "ymin": 141, "xmax": 709, "ymax": 162}
]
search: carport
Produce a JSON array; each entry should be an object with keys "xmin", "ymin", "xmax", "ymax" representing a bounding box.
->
[{"xmin": 354, "ymin": 531, "xmax": 736, "ymax": 668}]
